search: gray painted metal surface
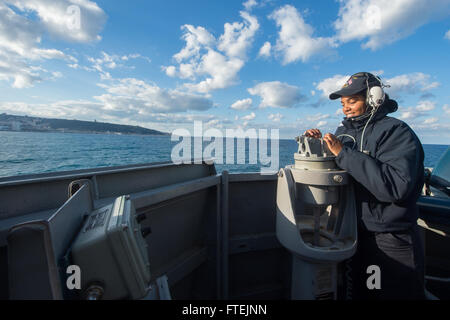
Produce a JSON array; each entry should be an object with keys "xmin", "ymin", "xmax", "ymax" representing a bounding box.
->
[
  {"xmin": 0, "ymin": 161, "xmax": 287, "ymax": 299},
  {"xmin": 0, "ymin": 158, "xmax": 448, "ymax": 300}
]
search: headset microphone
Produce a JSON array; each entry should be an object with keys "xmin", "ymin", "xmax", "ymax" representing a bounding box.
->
[{"xmin": 360, "ymin": 73, "xmax": 390, "ymax": 152}]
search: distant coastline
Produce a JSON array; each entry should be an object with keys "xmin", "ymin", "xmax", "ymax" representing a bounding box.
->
[{"xmin": 0, "ymin": 113, "xmax": 169, "ymax": 136}]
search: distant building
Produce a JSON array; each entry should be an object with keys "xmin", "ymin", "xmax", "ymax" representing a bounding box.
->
[{"xmin": 11, "ymin": 122, "xmax": 22, "ymax": 131}]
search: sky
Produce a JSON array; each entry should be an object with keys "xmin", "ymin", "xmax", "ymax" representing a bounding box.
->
[{"xmin": 0, "ymin": 0, "xmax": 449, "ymax": 144}]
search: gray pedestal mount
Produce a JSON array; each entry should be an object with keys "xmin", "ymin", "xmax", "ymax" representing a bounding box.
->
[{"xmin": 276, "ymin": 136, "xmax": 358, "ymax": 299}]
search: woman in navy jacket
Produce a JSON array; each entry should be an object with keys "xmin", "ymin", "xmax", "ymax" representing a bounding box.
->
[{"xmin": 306, "ymin": 72, "xmax": 426, "ymax": 299}]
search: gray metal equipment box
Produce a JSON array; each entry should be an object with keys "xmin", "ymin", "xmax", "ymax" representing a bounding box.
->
[{"xmin": 71, "ymin": 195, "xmax": 151, "ymax": 300}]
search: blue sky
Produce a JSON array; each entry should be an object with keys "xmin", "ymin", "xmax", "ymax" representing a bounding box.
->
[{"xmin": 0, "ymin": 0, "xmax": 449, "ymax": 143}]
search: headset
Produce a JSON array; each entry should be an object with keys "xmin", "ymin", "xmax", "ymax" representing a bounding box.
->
[
  {"xmin": 359, "ymin": 73, "xmax": 390, "ymax": 152},
  {"xmin": 365, "ymin": 73, "xmax": 388, "ymax": 112}
]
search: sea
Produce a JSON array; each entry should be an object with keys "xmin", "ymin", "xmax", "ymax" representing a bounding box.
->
[{"xmin": 0, "ymin": 131, "xmax": 448, "ymax": 178}]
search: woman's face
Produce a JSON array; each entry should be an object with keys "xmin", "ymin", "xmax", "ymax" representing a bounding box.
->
[{"xmin": 341, "ymin": 95, "xmax": 367, "ymax": 118}]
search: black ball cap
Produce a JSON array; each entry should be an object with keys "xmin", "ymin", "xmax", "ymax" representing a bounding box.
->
[{"xmin": 329, "ymin": 72, "xmax": 380, "ymax": 100}]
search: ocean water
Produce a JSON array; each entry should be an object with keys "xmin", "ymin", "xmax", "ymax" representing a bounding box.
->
[{"xmin": 0, "ymin": 131, "xmax": 448, "ymax": 178}]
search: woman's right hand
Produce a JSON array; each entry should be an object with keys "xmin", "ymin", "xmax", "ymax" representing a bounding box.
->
[{"xmin": 304, "ymin": 128, "xmax": 322, "ymax": 138}]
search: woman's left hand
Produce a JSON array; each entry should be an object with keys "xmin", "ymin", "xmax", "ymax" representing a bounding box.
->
[{"xmin": 323, "ymin": 133, "xmax": 343, "ymax": 156}]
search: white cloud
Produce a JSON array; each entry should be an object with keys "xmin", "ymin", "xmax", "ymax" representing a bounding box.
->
[
  {"xmin": 51, "ymin": 71, "xmax": 63, "ymax": 79},
  {"xmin": 445, "ymin": 30, "xmax": 450, "ymax": 40},
  {"xmin": 178, "ymin": 63, "xmax": 198, "ymax": 79},
  {"xmin": 258, "ymin": 41, "xmax": 271, "ymax": 58},
  {"xmin": 95, "ymin": 78, "xmax": 214, "ymax": 114},
  {"xmin": 82, "ymin": 51, "xmax": 150, "ymax": 80},
  {"xmin": 317, "ymin": 120, "xmax": 327, "ymax": 128},
  {"xmin": 407, "ymin": 109, "xmax": 450, "ymax": 133},
  {"xmin": 168, "ymin": 11, "xmax": 259, "ymax": 93},
  {"xmin": 121, "ymin": 53, "xmax": 151, "ymax": 63},
  {"xmin": 269, "ymin": 5, "xmax": 337, "ymax": 64},
  {"xmin": 163, "ymin": 65, "xmax": 177, "ymax": 77},
  {"xmin": 422, "ymin": 81, "xmax": 440, "ymax": 91},
  {"xmin": 265, "ymin": 1, "xmax": 450, "ymax": 66},
  {"xmin": 0, "ymin": 76, "xmax": 215, "ymax": 128},
  {"xmin": 0, "ymin": 59, "xmax": 41, "ymax": 88},
  {"xmin": 184, "ymin": 50, "xmax": 245, "ymax": 93},
  {"xmin": 0, "ymin": 100, "xmax": 103, "ymax": 120},
  {"xmin": 0, "ymin": 0, "xmax": 105, "ymax": 88},
  {"xmin": 173, "ymin": 25, "xmax": 215, "ymax": 63},
  {"xmin": 218, "ymin": 11, "xmax": 259, "ymax": 59},
  {"xmin": 399, "ymin": 111, "xmax": 414, "ymax": 120},
  {"xmin": 443, "ymin": 104, "xmax": 450, "ymax": 116},
  {"xmin": 241, "ymin": 112, "xmax": 256, "ymax": 121},
  {"xmin": 384, "ymin": 72, "xmax": 440, "ymax": 97},
  {"xmin": 398, "ymin": 100, "xmax": 436, "ymax": 120},
  {"xmin": 410, "ymin": 122, "xmax": 450, "ymax": 132},
  {"xmin": 6, "ymin": 0, "xmax": 106, "ymax": 43},
  {"xmin": 268, "ymin": 113, "xmax": 284, "ymax": 122},
  {"xmin": 416, "ymin": 100, "xmax": 435, "ymax": 112},
  {"xmin": 89, "ymin": 52, "xmax": 118, "ymax": 70},
  {"xmin": 231, "ymin": 98, "xmax": 253, "ymax": 110},
  {"xmin": 315, "ymin": 74, "xmax": 350, "ymax": 98},
  {"xmin": 334, "ymin": 0, "xmax": 450, "ymax": 50},
  {"xmin": 424, "ymin": 117, "xmax": 438, "ymax": 124},
  {"xmin": 306, "ymin": 113, "xmax": 330, "ymax": 122},
  {"xmin": 248, "ymin": 81, "xmax": 306, "ymax": 108},
  {"xmin": 147, "ymin": 113, "xmax": 220, "ymax": 125},
  {"xmin": 149, "ymin": 114, "xmax": 233, "ymax": 133},
  {"xmin": 205, "ymin": 119, "xmax": 221, "ymax": 128},
  {"xmin": 243, "ymin": 0, "xmax": 258, "ymax": 11},
  {"xmin": 0, "ymin": 100, "xmax": 228, "ymax": 133},
  {"xmin": 0, "ymin": 3, "xmax": 68, "ymax": 87},
  {"xmin": 163, "ymin": 63, "xmax": 196, "ymax": 79}
]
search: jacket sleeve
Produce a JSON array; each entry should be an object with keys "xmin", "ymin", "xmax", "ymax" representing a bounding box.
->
[{"xmin": 335, "ymin": 123, "xmax": 423, "ymax": 203}]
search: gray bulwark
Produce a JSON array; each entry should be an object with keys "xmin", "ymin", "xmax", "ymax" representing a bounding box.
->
[
  {"xmin": 7, "ymin": 183, "xmax": 92, "ymax": 299},
  {"xmin": 1, "ymin": 161, "xmax": 291, "ymax": 300}
]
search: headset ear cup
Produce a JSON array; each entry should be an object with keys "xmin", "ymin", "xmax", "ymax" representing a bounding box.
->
[{"xmin": 368, "ymin": 86, "xmax": 385, "ymax": 109}]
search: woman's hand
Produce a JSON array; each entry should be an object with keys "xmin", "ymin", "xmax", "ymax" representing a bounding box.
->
[
  {"xmin": 323, "ymin": 133, "xmax": 343, "ymax": 156},
  {"xmin": 304, "ymin": 128, "xmax": 322, "ymax": 138}
]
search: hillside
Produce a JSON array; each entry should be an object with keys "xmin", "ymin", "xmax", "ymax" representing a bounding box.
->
[{"xmin": 0, "ymin": 113, "xmax": 168, "ymax": 136}]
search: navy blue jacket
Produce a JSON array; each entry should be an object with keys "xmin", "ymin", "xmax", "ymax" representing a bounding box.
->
[{"xmin": 334, "ymin": 95, "xmax": 425, "ymax": 233}]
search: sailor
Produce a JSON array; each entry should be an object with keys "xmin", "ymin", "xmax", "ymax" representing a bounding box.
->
[{"xmin": 305, "ymin": 72, "xmax": 426, "ymax": 300}]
